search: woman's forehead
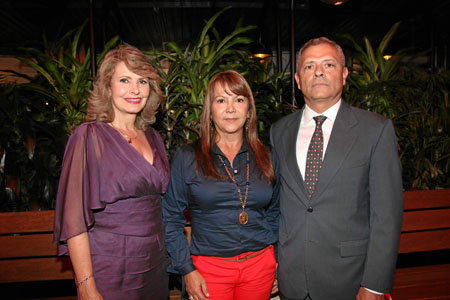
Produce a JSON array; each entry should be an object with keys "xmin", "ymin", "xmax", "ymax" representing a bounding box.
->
[{"xmin": 214, "ymin": 82, "xmax": 236, "ymax": 96}]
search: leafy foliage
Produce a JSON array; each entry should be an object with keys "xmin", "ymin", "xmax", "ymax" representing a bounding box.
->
[
  {"xmin": 8, "ymin": 20, "xmax": 119, "ymax": 135},
  {"xmin": 146, "ymin": 7, "xmax": 292, "ymax": 158},
  {"xmin": 145, "ymin": 7, "xmax": 258, "ymax": 158},
  {"xmin": 0, "ymin": 21, "xmax": 119, "ymax": 211},
  {"xmin": 342, "ymin": 22, "xmax": 450, "ymax": 189},
  {"xmin": 237, "ymin": 54, "xmax": 294, "ymax": 144},
  {"xmin": 0, "ymin": 83, "xmax": 66, "ymax": 211},
  {"xmin": 2, "ymin": 15, "xmax": 449, "ymax": 212}
]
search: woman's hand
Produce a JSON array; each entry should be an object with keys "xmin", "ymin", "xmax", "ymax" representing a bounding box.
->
[
  {"xmin": 271, "ymin": 278, "xmax": 279, "ymax": 294},
  {"xmin": 271, "ymin": 262, "xmax": 279, "ymax": 295},
  {"xmin": 184, "ymin": 270, "xmax": 210, "ymax": 300},
  {"xmin": 67, "ymin": 233, "xmax": 102, "ymax": 300},
  {"xmin": 78, "ymin": 278, "xmax": 104, "ymax": 300}
]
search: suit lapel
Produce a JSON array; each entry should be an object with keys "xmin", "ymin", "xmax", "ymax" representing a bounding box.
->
[
  {"xmin": 312, "ymin": 101, "xmax": 358, "ymax": 200},
  {"xmin": 280, "ymin": 108, "xmax": 310, "ymax": 201}
]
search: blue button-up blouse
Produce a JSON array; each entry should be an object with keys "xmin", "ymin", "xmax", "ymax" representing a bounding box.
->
[{"xmin": 162, "ymin": 140, "xmax": 280, "ymax": 276}]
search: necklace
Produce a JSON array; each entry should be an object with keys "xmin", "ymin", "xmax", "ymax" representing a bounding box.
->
[
  {"xmin": 110, "ymin": 123, "xmax": 138, "ymax": 143},
  {"xmin": 218, "ymin": 152, "xmax": 250, "ymax": 225}
]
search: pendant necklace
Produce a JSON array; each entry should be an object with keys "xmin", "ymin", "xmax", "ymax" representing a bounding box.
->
[
  {"xmin": 218, "ymin": 152, "xmax": 250, "ymax": 225},
  {"xmin": 110, "ymin": 123, "xmax": 138, "ymax": 143}
]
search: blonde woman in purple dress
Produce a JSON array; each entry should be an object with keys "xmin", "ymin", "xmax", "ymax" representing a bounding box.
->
[{"xmin": 54, "ymin": 45, "xmax": 170, "ymax": 300}]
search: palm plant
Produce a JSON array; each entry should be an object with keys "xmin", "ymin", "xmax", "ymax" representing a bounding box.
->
[
  {"xmin": 8, "ymin": 20, "xmax": 119, "ymax": 135},
  {"xmin": 0, "ymin": 82, "xmax": 66, "ymax": 211},
  {"xmin": 146, "ymin": 7, "xmax": 258, "ymax": 158},
  {"xmin": 341, "ymin": 22, "xmax": 450, "ymax": 189},
  {"xmin": 395, "ymin": 71, "xmax": 450, "ymax": 189},
  {"xmin": 0, "ymin": 21, "xmax": 119, "ymax": 210},
  {"xmin": 236, "ymin": 54, "xmax": 294, "ymax": 144},
  {"xmin": 341, "ymin": 22, "xmax": 411, "ymax": 117}
]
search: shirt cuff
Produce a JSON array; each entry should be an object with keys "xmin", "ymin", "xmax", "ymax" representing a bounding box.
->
[
  {"xmin": 180, "ymin": 262, "xmax": 196, "ymax": 276},
  {"xmin": 364, "ymin": 287, "xmax": 384, "ymax": 295}
]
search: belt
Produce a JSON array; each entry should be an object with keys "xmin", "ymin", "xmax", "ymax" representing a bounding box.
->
[{"xmin": 215, "ymin": 245, "xmax": 271, "ymax": 263}]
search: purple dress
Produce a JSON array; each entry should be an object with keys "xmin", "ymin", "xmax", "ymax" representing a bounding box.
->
[{"xmin": 53, "ymin": 121, "xmax": 170, "ymax": 300}]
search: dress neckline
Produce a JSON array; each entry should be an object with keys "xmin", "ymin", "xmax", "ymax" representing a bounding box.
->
[{"xmin": 104, "ymin": 122, "xmax": 157, "ymax": 167}]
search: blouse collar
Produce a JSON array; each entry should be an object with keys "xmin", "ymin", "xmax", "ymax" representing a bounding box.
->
[{"xmin": 212, "ymin": 138, "xmax": 249, "ymax": 157}]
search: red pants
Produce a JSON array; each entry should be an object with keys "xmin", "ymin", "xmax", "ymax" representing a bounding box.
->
[{"xmin": 192, "ymin": 245, "xmax": 277, "ymax": 300}]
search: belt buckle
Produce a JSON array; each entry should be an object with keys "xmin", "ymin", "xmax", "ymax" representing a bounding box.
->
[{"xmin": 236, "ymin": 256, "xmax": 248, "ymax": 262}]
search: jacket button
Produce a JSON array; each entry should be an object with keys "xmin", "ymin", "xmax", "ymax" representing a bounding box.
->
[{"xmin": 307, "ymin": 207, "xmax": 313, "ymax": 212}]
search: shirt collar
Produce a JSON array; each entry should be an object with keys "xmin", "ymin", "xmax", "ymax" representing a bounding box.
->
[
  {"xmin": 302, "ymin": 99, "xmax": 341, "ymax": 124},
  {"xmin": 212, "ymin": 138, "xmax": 249, "ymax": 156}
]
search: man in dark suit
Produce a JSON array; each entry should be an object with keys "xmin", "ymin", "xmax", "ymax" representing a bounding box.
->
[{"xmin": 270, "ymin": 37, "xmax": 403, "ymax": 300}]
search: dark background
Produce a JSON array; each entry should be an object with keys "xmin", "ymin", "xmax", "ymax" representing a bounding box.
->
[{"xmin": 1, "ymin": 0, "xmax": 449, "ymax": 64}]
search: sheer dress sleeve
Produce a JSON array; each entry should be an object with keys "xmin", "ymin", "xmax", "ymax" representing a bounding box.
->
[{"xmin": 53, "ymin": 123, "xmax": 105, "ymax": 255}]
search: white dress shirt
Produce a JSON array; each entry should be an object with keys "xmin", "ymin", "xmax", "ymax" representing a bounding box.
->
[{"xmin": 296, "ymin": 100, "xmax": 341, "ymax": 178}]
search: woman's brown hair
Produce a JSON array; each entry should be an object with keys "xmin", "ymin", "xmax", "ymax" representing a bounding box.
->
[
  {"xmin": 195, "ymin": 70, "xmax": 275, "ymax": 184},
  {"xmin": 85, "ymin": 44, "xmax": 162, "ymax": 130}
]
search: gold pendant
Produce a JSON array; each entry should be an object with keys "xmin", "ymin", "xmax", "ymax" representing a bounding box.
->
[{"xmin": 239, "ymin": 211, "xmax": 248, "ymax": 225}]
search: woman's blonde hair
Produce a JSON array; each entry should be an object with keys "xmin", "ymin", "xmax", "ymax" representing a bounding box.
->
[{"xmin": 85, "ymin": 44, "xmax": 162, "ymax": 130}]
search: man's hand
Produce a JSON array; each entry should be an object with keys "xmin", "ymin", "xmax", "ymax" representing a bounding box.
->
[
  {"xmin": 185, "ymin": 270, "xmax": 210, "ymax": 300},
  {"xmin": 356, "ymin": 287, "xmax": 385, "ymax": 300}
]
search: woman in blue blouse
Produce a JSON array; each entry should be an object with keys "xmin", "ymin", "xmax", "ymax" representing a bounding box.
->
[{"xmin": 163, "ymin": 70, "xmax": 279, "ymax": 300}]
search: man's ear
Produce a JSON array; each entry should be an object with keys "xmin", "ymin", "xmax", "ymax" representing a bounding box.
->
[
  {"xmin": 342, "ymin": 66, "xmax": 349, "ymax": 86},
  {"xmin": 295, "ymin": 72, "xmax": 301, "ymax": 90}
]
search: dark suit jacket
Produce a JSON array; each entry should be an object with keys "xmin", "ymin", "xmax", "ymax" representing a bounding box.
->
[{"xmin": 270, "ymin": 101, "xmax": 403, "ymax": 300}]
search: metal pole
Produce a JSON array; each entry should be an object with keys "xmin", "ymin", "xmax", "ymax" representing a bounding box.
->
[
  {"xmin": 290, "ymin": 0, "xmax": 296, "ymax": 106},
  {"xmin": 89, "ymin": 0, "xmax": 96, "ymax": 77},
  {"xmin": 276, "ymin": 2, "xmax": 282, "ymax": 74},
  {"xmin": 444, "ymin": 45, "xmax": 447, "ymax": 71}
]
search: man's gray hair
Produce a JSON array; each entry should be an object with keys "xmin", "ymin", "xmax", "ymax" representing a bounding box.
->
[{"xmin": 296, "ymin": 37, "xmax": 346, "ymax": 72}]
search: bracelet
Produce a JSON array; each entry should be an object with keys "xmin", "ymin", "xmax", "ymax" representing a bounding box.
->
[{"xmin": 77, "ymin": 274, "xmax": 93, "ymax": 288}]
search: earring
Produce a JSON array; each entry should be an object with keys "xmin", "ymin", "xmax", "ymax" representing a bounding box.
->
[{"xmin": 210, "ymin": 118, "xmax": 215, "ymax": 128}]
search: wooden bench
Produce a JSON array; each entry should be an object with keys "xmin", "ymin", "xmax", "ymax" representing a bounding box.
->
[
  {"xmin": 1, "ymin": 190, "xmax": 449, "ymax": 299},
  {"xmin": 0, "ymin": 210, "xmax": 76, "ymax": 299},
  {"xmin": 391, "ymin": 189, "xmax": 450, "ymax": 300},
  {"xmin": 0, "ymin": 210, "xmax": 183, "ymax": 299}
]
